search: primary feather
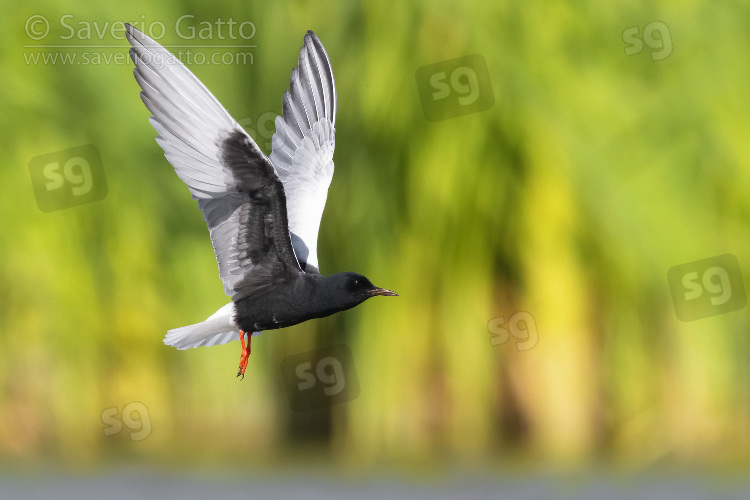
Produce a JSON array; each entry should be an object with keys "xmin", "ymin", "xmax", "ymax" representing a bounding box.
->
[{"xmin": 270, "ymin": 30, "xmax": 337, "ymax": 273}]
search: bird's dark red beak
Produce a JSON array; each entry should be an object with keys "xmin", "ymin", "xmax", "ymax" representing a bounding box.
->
[{"xmin": 370, "ymin": 287, "xmax": 398, "ymax": 296}]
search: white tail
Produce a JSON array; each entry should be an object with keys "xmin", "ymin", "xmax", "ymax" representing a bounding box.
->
[{"xmin": 165, "ymin": 302, "xmax": 239, "ymax": 350}]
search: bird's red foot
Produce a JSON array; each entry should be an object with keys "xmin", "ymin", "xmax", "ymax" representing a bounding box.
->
[{"xmin": 237, "ymin": 330, "xmax": 251, "ymax": 380}]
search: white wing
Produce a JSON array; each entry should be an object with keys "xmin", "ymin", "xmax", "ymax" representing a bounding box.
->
[
  {"xmin": 269, "ymin": 30, "xmax": 337, "ymax": 273},
  {"xmin": 126, "ymin": 23, "xmax": 301, "ymax": 303}
]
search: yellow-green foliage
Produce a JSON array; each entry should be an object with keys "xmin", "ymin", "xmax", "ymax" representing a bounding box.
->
[{"xmin": 2, "ymin": 0, "xmax": 750, "ymax": 469}]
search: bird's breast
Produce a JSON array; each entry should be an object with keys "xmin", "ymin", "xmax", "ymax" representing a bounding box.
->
[{"xmin": 233, "ymin": 279, "xmax": 321, "ymax": 331}]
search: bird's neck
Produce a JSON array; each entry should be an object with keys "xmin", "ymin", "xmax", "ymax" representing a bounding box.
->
[{"xmin": 306, "ymin": 274, "xmax": 358, "ymax": 318}]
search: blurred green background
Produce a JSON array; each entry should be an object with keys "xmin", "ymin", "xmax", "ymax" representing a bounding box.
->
[{"xmin": 3, "ymin": 0, "xmax": 750, "ymax": 489}]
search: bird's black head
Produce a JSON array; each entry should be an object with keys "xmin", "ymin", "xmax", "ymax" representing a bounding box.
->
[
  {"xmin": 318, "ymin": 272, "xmax": 398, "ymax": 314},
  {"xmin": 343, "ymin": 272, "xmax": 398, "ymax": 298}
]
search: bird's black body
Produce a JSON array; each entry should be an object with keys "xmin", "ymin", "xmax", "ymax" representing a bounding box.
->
[
  {"xmin": 234, "ymin": 272, "xmax": 384, "ymax": 331},
  {"xmin": 222, "ymin": 130, "xmax": 392, "ymax": 331}
]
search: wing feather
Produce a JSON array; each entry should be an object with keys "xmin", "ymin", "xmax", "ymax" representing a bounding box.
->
[
  {"xmin": 126, "ymin": 23, "xmax": 300, "ymax": 301},
  {"xmin": 269, "ymin": 31, "xmax": 337, "ymax": 273}
]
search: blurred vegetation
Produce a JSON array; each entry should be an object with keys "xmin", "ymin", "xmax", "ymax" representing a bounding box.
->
[{"xmin": 2, "ymin": 0, "xmax": 750, "ymax": 474}]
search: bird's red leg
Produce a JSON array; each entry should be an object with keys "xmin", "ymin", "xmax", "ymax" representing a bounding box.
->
[{"xmin": 237, "ymin": 330, "xmax": 251, "ymax": 380}]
